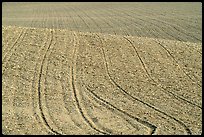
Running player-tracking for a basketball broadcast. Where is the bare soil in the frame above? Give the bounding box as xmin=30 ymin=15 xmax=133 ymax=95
xmin=2 ymin=2 xmax=202 ymax=135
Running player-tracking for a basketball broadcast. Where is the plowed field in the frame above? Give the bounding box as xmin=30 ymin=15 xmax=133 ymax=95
xmin=2 ymin=2 xmax=202 ymax=135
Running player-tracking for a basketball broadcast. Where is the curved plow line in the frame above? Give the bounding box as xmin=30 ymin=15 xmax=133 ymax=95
xmin=37 ymin=29 xmax=62 ymax=135
xmin=104 ymin=7 xmax=138 ymax=36
xmin=73 ymin=6 xmax=103 ymax=34
xmin=57 ymin=32 xmax=96 ymax=132
xmin=94 ymin=34 xmax=157 ymax=135
xmin=44 ymin=30 xmax=66 ymax=134
xmin=2 ymin=28 xmax=21 ymax=55
xmin=95 ymin=34 xmax=192 ymax=135
xmin=63 ymin=6 xmax=80 ymax=32
xmin=115 ymin=6 xmax=183 ymax=41
xmin=70 ymin=32 xmax=109 ymax=135
xmin=186 ymin=43 xmax=201 ymax=55
xmin=121 ymin=6 xmax=201 ymax=42
xmin=2 ymin=28 xmax=27 ymax=75
xmin=105 ymin=11 xmax=130 ymax=36
xmin=155 ymin=40 xmax=201 ymax=88
xmin=90 ymin=7 xmax=117 ymax=35
xmin=81 ymin=79 xmax=157 ymax=135
xmin=31 ymin=31 xmax=52 ymax=134
xmin=108 ymin=7 xmax=165 ymax=39
xmin=2 ymin=28 xmax=25 ymax=63
xmin=124 ymin=36 xmax=201 ymax=109
xmin=78 ymin=35 xmax=153 ymax=134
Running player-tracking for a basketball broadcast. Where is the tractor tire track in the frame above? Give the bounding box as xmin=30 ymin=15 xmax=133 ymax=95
xmin=185 ymin=43 xmax=202 ymax=55
xmin=43 ymin=30 xmax=65 ymax=134
xmin=2 ymin=28 xmax=26 ymax=62
xmin=77 ymin=34 xmax=155 ymax=134
xmin=2 ymin=27 xmax=23 ymax=58
xmin=36 ymin=29 xmax=61 ymax=135
xmin=123 ymin=36 xmax=201 ymax=109
xmin=56 ymin=31 xmax=81 ymax=131
xmin=155 ymin=40 xmax=201 ymax=88
xmin=2 ymin=28 xmax=28 ymax=76
xmin=81 ymin=79 xmax=157 ymax=135
xmin=95 ymin=34 xmax=192 ymax=135
xmin=70 ymin=32 xmax=109 ymax=135
xmin=57 ymin=31 xmax=104 ymax=133
xmin=94 ymin=34 xmax=159 ymax=134
xmin=31 ymin=31 xmax=52 ymax=134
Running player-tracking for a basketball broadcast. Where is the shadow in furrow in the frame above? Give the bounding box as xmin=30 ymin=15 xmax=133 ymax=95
xmin=71 ymin=33 xmax=109 ymax=135
xmin=95 ymin=34 xmax=192 ymax=135
xmin=37 ymin=30 xmax=61 ymax=135
xmin=124 ymin=37 xmax=201 ymax=109
xmin=82 ymin=81 xmax=157 ymax=135
xmin=155 ymin=40 xmax=201 ymax=88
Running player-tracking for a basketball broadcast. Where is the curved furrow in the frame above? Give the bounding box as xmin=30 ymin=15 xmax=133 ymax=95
xmin=43 ymin=30 xmax=66 ymax=134
xmin=82 ymin=81 xmax=157 ymax=135
xmin=186 ymin=43 xmax=202 ymax=55
xmin=100 ymin=8 xmax=131 ymax=36
xmin=2 ymin=7 xmax=37 ymax=71
xmin=95 ymin=34 xmax=192 ymax=135
xmin=106 ymin=6 xmax=170 ymax=39
xmin=62 ymin=6 xmax=80 ymax=32
xmin=3 ymin=26 xmax=53 ymax=134
xmin=123 ymin=37 xmax=201 ymax=109
xmin=81 ymin=33 xmax=193 ymax=134
xmin=70 ymin=32 xmax=109 ymax=135
xmin=69 ymin=7 xmax=92 ymax=32
xmin=73 ymin=6 xmax=103 ymax=33
xmin=65 ymin=6 xmax=90 ymax=32
xmin=37 ymin=29 xmax=61 ymax=135
xmin=88 ymin=7 xmax=117 ymax=35
xmin=132 ymin=12 xmax=200 ymax=42
xmin=31 ymin=29 xmax=52 ymax=134
xmin=2 ymin=28 xmax=28 ymax=76
xmin=123 ymin=5 xmax=201 ymax=39
xmin=119 ymin=5 xmax=201 ymax=42
xmin=30 ymin=29 xmax=78 ymax=135
xmin=58 ymin=37 xmax=91 ymax=133
xmin=2 ymin=27 xmax=23 ymax=57
xmin=110 ymin=6 xmax=184 ymax=41
xmin=76 ymin=33 xmax=157 ymax=134
xmin=54 ymin=30 xmax=105 ymax=134
xmin=2 ymin=28 xmax=25 ymax=63
xmin=104 ymin=6 xmax=150 ymax=37
xmin=149 ymin=18 xmax=201 ymax=42
xmin=155 ymin=40 xmax=201 ymax=88
xmin=155 ymin=40 xmax=202 ymax=87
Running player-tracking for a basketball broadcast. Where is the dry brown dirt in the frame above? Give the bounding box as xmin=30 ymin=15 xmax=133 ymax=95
xmin=2 ymin=2 xmax=202 ymax=135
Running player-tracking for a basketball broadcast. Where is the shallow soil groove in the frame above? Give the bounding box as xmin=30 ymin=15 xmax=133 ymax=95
xmin=2 ymin=2 xmax=202 ymax=135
